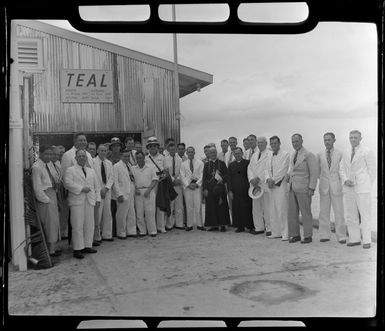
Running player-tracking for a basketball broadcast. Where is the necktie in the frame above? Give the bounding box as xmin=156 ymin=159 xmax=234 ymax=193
xmin=189 ymin=159 xmax=194 ymax=173
xmin=101 ymin=160 xmax=107 ymax=184
xmin=258 ymin=151 xmax=261 ymax=160
xmin=130 ymin=151 xmax=136 ymax=165
xmin=172 ymin=155 xmax=176 ymax=176
xmin=351 ymin=147 xmax=355 ymax=163
xmin=293 ymin=150 xmax=298 ymax=165
xmin=45 ymin=164 xmax=55 ymax=188
xmin=249 ymin=149 xmax=254 ymax=160
xmin=327 ymin=150 xmax=332 ymax=169
xmin=82 ymin=167 xmax=87 ymax=178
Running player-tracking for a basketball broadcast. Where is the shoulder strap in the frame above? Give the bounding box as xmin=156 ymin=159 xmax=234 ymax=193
xmin=149 ymin=155 xmax=162 ymax=172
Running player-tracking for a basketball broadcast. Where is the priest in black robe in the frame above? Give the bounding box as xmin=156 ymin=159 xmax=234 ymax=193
xmin=227 ymin=147 xmax=254 ymax=232
xmin=203 ymin=147 xmax=231 ymax=231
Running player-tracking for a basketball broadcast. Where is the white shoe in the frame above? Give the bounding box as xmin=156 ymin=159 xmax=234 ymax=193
xmin=281 ymin=237 xmax=289 ymax=241
xmin=267 ymin=235 xmax=282 ymax=239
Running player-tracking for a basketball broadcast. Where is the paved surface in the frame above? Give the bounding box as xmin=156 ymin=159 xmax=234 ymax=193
xmin=8 ymin=226 xmax=376 ymax=318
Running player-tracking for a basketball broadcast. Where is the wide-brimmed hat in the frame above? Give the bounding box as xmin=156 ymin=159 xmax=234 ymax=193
xmin=248 ymin=184 xmax=264 ymax=200
xmin=109 ymin=137 xmax=123 ymax=150
xmin=146 ymin=136 xmax=160 ymax=148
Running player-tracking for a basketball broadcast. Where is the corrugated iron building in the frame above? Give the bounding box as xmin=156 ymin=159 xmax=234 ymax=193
xmin=15 ymin=20 xmax=213 ymax=167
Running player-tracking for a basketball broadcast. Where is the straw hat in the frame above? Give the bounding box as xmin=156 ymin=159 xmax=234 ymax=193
xmin=109 ymin=137 xmax=123 ymax=150
xmin=248 ymin=184 xmax=264 ymax=200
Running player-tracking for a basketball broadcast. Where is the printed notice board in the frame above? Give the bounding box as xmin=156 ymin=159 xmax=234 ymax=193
xmin=60 ymin=69 xmax=114 ymax=103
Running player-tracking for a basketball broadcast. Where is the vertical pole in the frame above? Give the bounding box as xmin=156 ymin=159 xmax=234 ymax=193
xmin=172 ymin=4 xmax=181 ymax=143
xmin=9 ymin=21 xmax=27 ymax=271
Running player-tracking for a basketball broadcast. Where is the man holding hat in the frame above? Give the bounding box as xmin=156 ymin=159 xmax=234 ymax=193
xmin=145 ymin=137 xmax=167 ymax=233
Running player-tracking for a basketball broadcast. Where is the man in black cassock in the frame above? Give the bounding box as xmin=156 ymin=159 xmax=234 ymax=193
xmin=203 ymin=147 xmax=231 ymax=232
xmin=227 ymin=147 xmax=254 ymax=232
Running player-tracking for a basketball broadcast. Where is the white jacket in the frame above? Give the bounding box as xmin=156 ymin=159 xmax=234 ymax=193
xmin=61 ymin=146 xmax=94 ymax=184
xmin=247 ymin=148 xmax=272 ymax=190
xmin=113 ymin=160 xmax=135 ymax=200
xmin=339 ymin=145 xmax=376 ymax=194
xmin=64 ymin=164 xmax=101 ymax=207
xmin=180 ymin=158 xmax=204 ymax=190
xmin=317 ymin=148 xmax=343 ymax=195
xmin=92 ymin=156 xmax=114 ymax=190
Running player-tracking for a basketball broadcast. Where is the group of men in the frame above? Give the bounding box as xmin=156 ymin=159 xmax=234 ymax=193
xmin=31 ymin=129 xmax=376 ymax=260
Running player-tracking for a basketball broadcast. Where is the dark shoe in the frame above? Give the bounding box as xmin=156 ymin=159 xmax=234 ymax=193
xmin=208 ymin=227 xmax=219 ymax=231
xmin=235 ymin=228 xmax=244 ymax=233
xmin=54 ymin=249 xmax=62 ymax=255
xmin=127 ymin=234 xmax=137 ymax=238
xmin=92 ymin=241 xmax=100 ymax=246
xmin=150 ymin=234 xmax=157 ymax=237
xmin=102 ymin=238 xmax=114 ymax=241
xmin=165 ymin=227 xmax=173 ymax=231
xmin=338 ymin=239 xmax=346 ymax=244
xmin=289 ymin=236 xmax=301 ymax=243
xmin=320 ymin=238 xmax=330 ymax=243
xmin=185 ymin=227 xmax=193 ymax=231
xmin=197 ymin=226 xmax=206 ymax=231
xmin=49 ymin=252 xmax=61 ymax=257
xmin=139 ymin=234 xmax=146 ymax=237
xmin=73 ymin=251 xmax=84 ymax=259
xmin=220 ymin=226 xmax=226 ymax=232
xmin=175 ymin=226 xmax=185 ymax=230
xmin=250 ymin=229 xmax=264 ymax=235
xmin=265 ymin=231 xmax=272 ymax=236
xmin=82 ymin=247 xmax=97 ymax=254
xmin=61 ymin=236 xmax=68 ymax=240
xmin=117 ymin=236 xmax=127 ymax=240
xmin=347 ymin=241 xmax=361 ymax=247
xmin=363 ymin=243 xmax=371 ymax=249
xmin=301 ymin=237 xmax=312 ymax=244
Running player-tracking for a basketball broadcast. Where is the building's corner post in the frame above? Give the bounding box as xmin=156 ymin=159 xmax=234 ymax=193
xmin=9 ymin=20 xmax=27 ymax=271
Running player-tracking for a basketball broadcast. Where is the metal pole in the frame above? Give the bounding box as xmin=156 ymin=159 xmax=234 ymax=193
xmin=172 ymin=4 xmax=181 ymax=143
xmin=9 ymin=20 xmax=27 ymax=271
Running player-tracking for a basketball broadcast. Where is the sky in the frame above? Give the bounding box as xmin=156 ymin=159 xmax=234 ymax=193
xmin=40 ymin=4 xmax=378 ymax=160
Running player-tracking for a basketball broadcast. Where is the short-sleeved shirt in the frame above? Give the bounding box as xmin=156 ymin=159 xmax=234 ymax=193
xmin=132 ymin=164 xmax=158 ymax=188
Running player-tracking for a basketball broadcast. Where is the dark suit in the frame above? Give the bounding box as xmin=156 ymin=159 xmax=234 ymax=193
xmin=203 ymin=159 xmax=231 ymax=227
xmin=228 ymin=159 xmax=253 ymax=230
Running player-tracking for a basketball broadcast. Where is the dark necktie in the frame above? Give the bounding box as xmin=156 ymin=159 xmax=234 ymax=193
xmin=351 ymin=147 xmax=355 ymax=163
xmin=258 ymin=151 xmax=261 ymax=160
xmin=172 ymin=155 xmax=176 ymax=176
xmin=82 ymin=167 xmax=87 ymax=178
xmin=189 ymin=159 xmax=194 ymax=173
xmin=249 ymin=149 xmax=254 ymax=160
xmin=293 ymin=151 xmax=298 ymax=165
xmin=45 ymin=164 xmax=55 ymax=188
xmin=101 ymin=160 xmax=107 ymax=184
xmin=327 ymin=150 xmax=332 ymax=169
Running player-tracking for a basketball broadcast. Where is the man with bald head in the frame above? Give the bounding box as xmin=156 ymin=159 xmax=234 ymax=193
xmin=286 ymin=134 xmax=318 ymax=244
xmin=247 ymin=136 xmax=272 ymax=235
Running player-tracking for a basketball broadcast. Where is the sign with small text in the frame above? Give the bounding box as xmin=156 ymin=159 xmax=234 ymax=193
xmin=60 ymin=69 xmax=114 ymax=103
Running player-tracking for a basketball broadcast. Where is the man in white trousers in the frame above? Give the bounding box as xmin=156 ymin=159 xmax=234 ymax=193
xmin=113 ymin=149 xmax=137 ymax=239
xmin=145 ymin=137 xmax=167 ymax=233
xmin=92 ymin=144 xmax=114 ymax=244
xmin=339 ymin=130 xmax=376 ymax=249
xmin=132 ymin=151 xmax=158 ymax=237
xmin=164 ymin=142 xmax=184 ymax=230
xmin=180 ymin=146 xmax=205 ymax=231
xmin=265 ymin=136 xmax=290 ymax=241
xmin=248 ymin=136 xmax=272 ymax=236
xmin=317 ymin=132 xmax=347 ymax=244
xmin=64 ymin=149 xmax=100 ymax=259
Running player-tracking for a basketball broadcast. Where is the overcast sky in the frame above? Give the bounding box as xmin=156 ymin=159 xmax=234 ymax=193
xmin=40 ymin=4 xmax=378 ymax=159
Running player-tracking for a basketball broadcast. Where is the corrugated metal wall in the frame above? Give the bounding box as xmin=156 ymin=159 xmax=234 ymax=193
xmin=17 ymin=24 xmax=179 ymax=144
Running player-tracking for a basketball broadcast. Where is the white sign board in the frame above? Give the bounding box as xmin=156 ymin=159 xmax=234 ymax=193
xmin=60 ymin=69 xmax=114 ymax=103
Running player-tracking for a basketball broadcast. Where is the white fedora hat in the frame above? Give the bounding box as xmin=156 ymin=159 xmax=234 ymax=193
xmin=248 ymin=185 xmax=264 ymax=200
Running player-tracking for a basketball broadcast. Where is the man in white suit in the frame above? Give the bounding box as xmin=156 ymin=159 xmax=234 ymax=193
xmin=247 ymin=136 xmax=272 ymax=235
xmin=244 ymin=134 xmax=257 ymax=161
xmin=339 ymin=130 xmax=376 ymax=249
xmin=113 ymin=149 xmax=137 ymax=239
xmin=164 ymin=142 xmax=184 ymax=230
xmin=64 ymin=149 xmax=100 ymax=259
xmin=180 ymin=146 xmax=205 ymax=230
xmin=317 ymin=132 xmax=346 ymax=244
xmin=265 ymin=136 xmax=290 ymax=241
xmin=92 ymin=144 xmax=114 ymax=243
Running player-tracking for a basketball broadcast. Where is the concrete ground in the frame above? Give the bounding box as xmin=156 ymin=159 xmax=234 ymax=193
xmin=8 ymin=226 xmax=376 ymax=318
